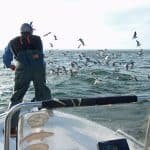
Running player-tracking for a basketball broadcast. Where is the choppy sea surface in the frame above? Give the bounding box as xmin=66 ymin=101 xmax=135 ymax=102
xmin=0 ymin=49 xmax=150 ymax=143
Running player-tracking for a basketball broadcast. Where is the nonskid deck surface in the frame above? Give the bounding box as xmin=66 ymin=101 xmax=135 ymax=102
xmin=0 ymin=109 xmax=144 ymax=150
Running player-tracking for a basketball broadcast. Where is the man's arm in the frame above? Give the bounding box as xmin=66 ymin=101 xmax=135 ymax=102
xmin=3 ymin=43 xmax=16 ymax=70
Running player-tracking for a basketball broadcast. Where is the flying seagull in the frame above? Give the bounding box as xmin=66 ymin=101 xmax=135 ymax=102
xmin=132 ymin=31 xmax=137 ymax=39
xmin=29 ymin=21 xmax=33 ymax=26
xmin=29 ymin=21 xmax=36 ymax=31
xmin=78 ymin=38 xmax=85 ymax=46
xmin=43 ymin=32 xmax=51 ymax=37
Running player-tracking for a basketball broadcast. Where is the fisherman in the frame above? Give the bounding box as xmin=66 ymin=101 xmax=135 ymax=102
xmin=3 ymin=23 xmax=51 ymax=137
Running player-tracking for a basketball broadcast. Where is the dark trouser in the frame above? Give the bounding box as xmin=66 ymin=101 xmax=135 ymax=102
xmin=9 ymin=64 xmax=51 ymax=129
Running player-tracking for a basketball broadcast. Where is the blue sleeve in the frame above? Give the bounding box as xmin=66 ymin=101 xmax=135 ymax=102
xmin=3 ymin=43 xmax=13 ymax=68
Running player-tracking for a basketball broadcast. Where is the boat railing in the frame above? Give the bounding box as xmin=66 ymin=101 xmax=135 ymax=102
xmin=4 ymin=101 xmax=41 ymax=150
xmin=116 ymin=129 xmax=144 ymax=148
xmin=144 ymin=116 xmax=150 ymax=150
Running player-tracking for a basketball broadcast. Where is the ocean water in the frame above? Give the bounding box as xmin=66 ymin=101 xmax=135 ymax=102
xmin=0 ymin=49 xmax=150 ymax=143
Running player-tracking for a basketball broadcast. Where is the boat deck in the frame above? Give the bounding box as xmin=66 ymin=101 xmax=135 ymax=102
xmin=0 ymin=109 xmax=144 ymax=150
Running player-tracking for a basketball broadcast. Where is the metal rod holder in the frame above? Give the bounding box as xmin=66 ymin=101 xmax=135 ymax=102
xmin=4 ymin=102 xmax=41 ymax=150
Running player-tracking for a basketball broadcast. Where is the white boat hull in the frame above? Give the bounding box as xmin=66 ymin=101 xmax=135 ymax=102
xmin=0 ymin=109 xmax=144 ymax=150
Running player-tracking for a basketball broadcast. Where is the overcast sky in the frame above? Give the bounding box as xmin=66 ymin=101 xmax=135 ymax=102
xmin=0 ymin=0 xmax=150 ymax=50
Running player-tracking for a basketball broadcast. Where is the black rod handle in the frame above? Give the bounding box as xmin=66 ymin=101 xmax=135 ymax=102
xmin=42 ymin=95 xmax=137 ymax=109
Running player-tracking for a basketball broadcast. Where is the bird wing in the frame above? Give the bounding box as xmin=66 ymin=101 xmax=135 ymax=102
xmin=43 ymin=32 xmax=51 ymax=37
xmin=132 ymin=31 xmax=137 ymax=39
xmin=78 ymin=38 xmax=85 ymax=46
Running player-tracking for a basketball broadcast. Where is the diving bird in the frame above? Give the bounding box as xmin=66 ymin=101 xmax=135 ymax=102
xmin=43 ymin=32 xmax=51 ymax=37
xmin=94 ymin=78 xmax=102 ymax=85
xmin=132 ymin=31 xmax=137 ymax=39
xmin=136 ymin=40 xmax=141 ymax=47
xmin=49 ymin=43 xmax=53 ymax=48
xmin=137 ymin=49 xmax=144 ymax=56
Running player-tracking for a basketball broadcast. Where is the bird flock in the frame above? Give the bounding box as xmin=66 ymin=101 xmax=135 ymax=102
xmin=43 ymin=30 xmax=149 ymax=85
xmin=45 ymin=49 xmax=150 ymax=86
xmin=30 ymin=22 xmax=149 ymax=84
xmin=43 ymin=30 xmax=85 ymax=49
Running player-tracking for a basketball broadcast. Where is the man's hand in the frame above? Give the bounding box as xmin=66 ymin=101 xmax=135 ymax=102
xmin=10 ymin=64 xmax=16 ymax=71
